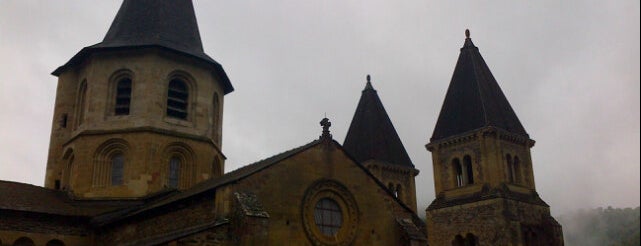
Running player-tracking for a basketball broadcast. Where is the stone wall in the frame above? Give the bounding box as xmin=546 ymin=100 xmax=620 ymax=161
xmin=45 ymin=48 xmax=226 ymax=198
xmin=426 ymin=198 xmax=563 ymax=246
xmin=0 ymin=211 xmax=91 ymax=245
xmin=96 ymin=193 xmax=219 ymax=245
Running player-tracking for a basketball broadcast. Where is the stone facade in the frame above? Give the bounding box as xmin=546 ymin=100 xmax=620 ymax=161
xmin=364 ymin=160 xmax=419 ymax=212
xmin=424 ymin=30 xmax=564 ymax=245
xmin=45 ymin=48 xmax=226 ymax=198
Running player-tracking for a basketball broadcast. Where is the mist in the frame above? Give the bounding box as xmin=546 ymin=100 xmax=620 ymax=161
xmin=0 ymin=0 xmax=639 ymax=218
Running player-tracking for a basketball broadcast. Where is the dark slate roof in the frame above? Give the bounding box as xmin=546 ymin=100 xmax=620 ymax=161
xmin=343 ymin=79 xmax=414 ymax=167
xmin=0 ymin=180 xmax=138 ymax=217
xmin=52 ymin=0 xmax=234 ymax=94
xmin=431 ymin=32 xmax=528 ymax=142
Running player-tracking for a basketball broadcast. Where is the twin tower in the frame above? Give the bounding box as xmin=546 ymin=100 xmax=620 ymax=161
xmin=43 ymin=1 xmax=562 ymax=245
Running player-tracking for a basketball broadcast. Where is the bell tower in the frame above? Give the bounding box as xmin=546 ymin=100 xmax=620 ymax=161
xmin=344 ymin=75 xmax=419 ymax=212
xmin=44 ymin=0 xmax=233 ymax=199
xmin=425 ymin=30 xmax=563 ymax=245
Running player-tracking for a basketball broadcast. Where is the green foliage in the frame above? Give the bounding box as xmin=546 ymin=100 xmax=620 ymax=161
xmin=558 ymin=206 xmax=640 ymax=246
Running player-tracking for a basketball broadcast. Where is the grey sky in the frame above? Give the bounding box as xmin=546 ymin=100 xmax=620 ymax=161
xmin=0 ymin=0 xmax=639 ymax=216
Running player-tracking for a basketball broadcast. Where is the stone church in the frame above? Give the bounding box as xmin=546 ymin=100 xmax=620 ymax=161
xmin=0 ymin=1 xmax=563 ymax=245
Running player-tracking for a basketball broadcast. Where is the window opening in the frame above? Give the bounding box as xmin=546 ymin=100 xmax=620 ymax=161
xmin=75 ymin=81 xmax=87 ymax=127
xmin=13 ymin=237 xmax=35 ymax=246
xmin=452 ymin=235 xmax=465 ymax=246
xmin=314 ymin=198 xmax=343 ymax=236
xmin=453 ymin=158 xmax=464 ymax=187
xmin=514 ymin=156 xmax=522 ymax=184
xmin=464 ymin=155 xmax=474 ymax=185
xmin=506 ymin=154 xmax=514 ymax=183
xmin=465 ymin=233 xmax=478 ymax=246
xmin=168 ymin=157 xmax=181 ymax=188
xmin=212 ymin=93 xmax=220 ymax=140
xmin=60 ymin=114 xmax=68 ymax=128
xmin=167 ymin=79 xmax=188 ymax=119
xmin=115 ymin=78 xmax=132 ymax=115
xmin=111 ymin=154 xmax=124 ymax=185
xmin=62 ymin=156 xmax=74 ymax=190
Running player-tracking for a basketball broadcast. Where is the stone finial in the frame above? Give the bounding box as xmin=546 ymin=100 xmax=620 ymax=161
xmin=465 ymin=29 xmax=470 ymax=38
xmin=320 ymin=117 xmax=332 ymax=140
xmin=365 ymin=74 xmax=374 ymax=90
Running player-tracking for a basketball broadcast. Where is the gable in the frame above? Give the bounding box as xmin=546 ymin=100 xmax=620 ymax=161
xmin=228 ymin=140 xmax=425 ymax=245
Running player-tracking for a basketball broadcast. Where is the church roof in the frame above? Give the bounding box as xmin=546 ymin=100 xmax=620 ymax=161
xmin=343 ymin=76 xmax=414 ymax=167
xmin=431 ymin=30 xmax=528 ymax=142
xmin=52 ymin=0 xmax=234 ymax=94
xmin=0 ymin=180 xmax=140 ymax=217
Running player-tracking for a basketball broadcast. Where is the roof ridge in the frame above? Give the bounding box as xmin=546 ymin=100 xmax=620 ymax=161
xmin=469 ymin=44 xmax=490 ymax=126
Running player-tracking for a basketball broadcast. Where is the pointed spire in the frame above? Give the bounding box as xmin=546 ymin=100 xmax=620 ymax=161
xmin=100 ymin=0 xmax=205 ymax=54
xmin=431 ymin=30 xmax=528 ymax=142
xmin=52 ymin=0 xmax=234 ymax=94
xmin=344 ymin=76 xmax=414 ymax=167
xmin=364 ymin=74 xmax=374 ymax=90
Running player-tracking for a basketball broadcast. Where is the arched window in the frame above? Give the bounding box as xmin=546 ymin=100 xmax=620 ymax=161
xmin=452 ymin=235 xmax=465 ymax=246
xmin=465 ymin=233 xmax=478 ymax=246
xmin=163 ymin=143 xmax=195 ymax=189
xmin=93 ymin=139 xmax=128 ymax=187
xmin=167 ymin=79 xmax=189 ymax=119
xmin=314 ymin=198 xmax=343 ymax=236
xmin=62 ymin=155 xmax=74 ymax=190
xmin=506 ymin=154 xmax=514 ymax=183
xmin=212 ymin=93 xmax=220 ymax=140
xmin=111 ymin=154 xmax=124 ymax=185
xmin=75 ymin=80 xmax=87 ymax=128
xmin=453 ymin=158 xmax=464 ymax=187
xmin=13 ymin=237 xmax=35 ymax=246
xmin=168 ymin=156 xmax=181 ymax=188
xmin=115 ymin=78 xmax=132 ymax=115
xmin=46 ymin=239 xmax=65 ymax=246
xmin=396 ymin=184 xmax=402 ymax=199
xmin=464 ymin=155 xmax=474 ymax=185
xmin=514 ymin=156 xmax=522 ymax=184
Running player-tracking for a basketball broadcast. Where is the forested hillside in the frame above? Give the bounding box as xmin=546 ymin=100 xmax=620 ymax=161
xmin=558 ymin=206 xmax=640 ymax=246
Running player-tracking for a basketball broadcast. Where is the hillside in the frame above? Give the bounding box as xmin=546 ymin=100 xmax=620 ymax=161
xmin=558 ymin=206 xmax=640 ymax=246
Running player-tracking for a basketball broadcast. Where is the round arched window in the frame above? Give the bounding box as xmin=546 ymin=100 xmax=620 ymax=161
xmin=302 ymin=180 xmax=358 ymax=246
xmin=314 ymin=198 xmax=343 ymax=236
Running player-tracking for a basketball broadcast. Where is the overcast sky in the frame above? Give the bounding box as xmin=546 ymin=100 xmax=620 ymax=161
xmin=0 ymin=1 xmax=639 ymax=216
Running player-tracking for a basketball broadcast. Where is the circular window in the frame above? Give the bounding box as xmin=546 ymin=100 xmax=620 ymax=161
xmin=314 ymin=198 xmax=343 ymax=236
xmin=302 ymin=180 xmax=358 ymax=246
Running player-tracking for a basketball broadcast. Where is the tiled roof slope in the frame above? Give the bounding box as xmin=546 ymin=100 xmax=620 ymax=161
xmin=344 ymin=79 xmax=414 ymax=167
xmin=52 ymin=0 xmax=233 ymax=94
xmin=0 ymin=180 xmax=136 ymax=216
xmin=431 ymin=32 xmax=528 ymax=141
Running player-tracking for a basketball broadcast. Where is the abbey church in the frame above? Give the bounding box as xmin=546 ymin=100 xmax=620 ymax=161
xmin=0 ymin=1 xmax=563 ymax=245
